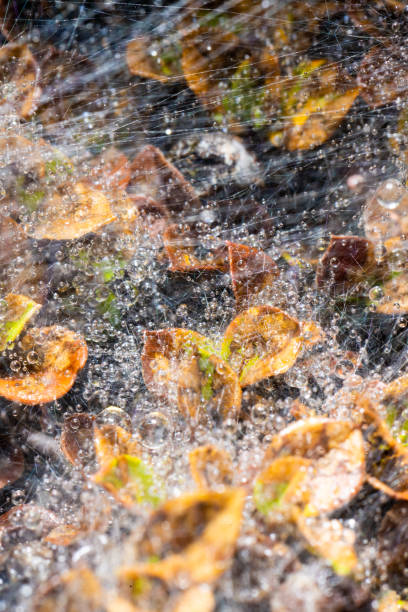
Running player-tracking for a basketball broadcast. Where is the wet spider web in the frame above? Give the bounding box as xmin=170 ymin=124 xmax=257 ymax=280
xmin=1 ymin=1 xmax=408 ymax=611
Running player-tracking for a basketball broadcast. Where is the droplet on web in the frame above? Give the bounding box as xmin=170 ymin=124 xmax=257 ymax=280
xmin=377 ymin=178 xmax=406 ymax=210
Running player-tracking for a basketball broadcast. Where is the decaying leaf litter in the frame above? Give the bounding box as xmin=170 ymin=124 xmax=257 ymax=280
xmin=3 ymin=1 xmax=408 ymax=611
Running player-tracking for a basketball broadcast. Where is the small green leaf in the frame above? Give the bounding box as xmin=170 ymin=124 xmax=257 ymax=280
xmin=253 ymin=480 xmax=288 ymax=516
xmin=198 ymin=353 xmax=215 ymax=401
xmin=0 ymin=299 xmax=41 ymax=351
xmin=239 ymin=355 xmax=260 ymax=384
xmin=96 ymin=454 xmax=164 ymax=507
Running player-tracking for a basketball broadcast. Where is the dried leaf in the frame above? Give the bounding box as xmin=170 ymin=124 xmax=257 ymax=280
xmin=163 ymin=223 xmax=228 ymax=272
xmin=129 ymin=145 xmax=200 ymax=215
xmin=221 ymin=306 xmax=303 ymax=386
xmin=106 ymin=598 xmax=146 ymax=612
xmin=295 ymin=513 xmax=358 ymax=576
xmin=356 ymin=400 xmax=408 ymax=501
xmin=27 ymin=182 xmax=116 ymax=240
xmin=119 ymin=488 xmax=245 ymax=585
xmin=189 ymin=444 xmax=233 ymax=489
xmin=273 ymin=60 xmax=359 ymax=150
xmin=254 ymin=455 xmax=310 ymax=519
xmin=358 ymin=46 xmax=408 ymax=109
xmin=227 ymin=242 xmax=279 ymax=309
xmin=173 ymin=585 xmax=215 ymax=612
xmin=92 ymin=454 xmax=163 ymax=508
xmin=0 ymin=293 xmax=41 ymax=351
xmin=142 ymin=329 xmax=241 ymax=421
xmin=0 ymin=43 xmax=41 ymax=118
xmin=263 ymin=418 xmax=365 ymax=515
xmin=87 ymin=147 xmax=131 ymax=192
xmin=94 ymin=424 xmax=140 ymax=466
xmin=60 ymin=413 xmax=95 ymax=467
xmin=0 ymin=326 xmax=88 ymax=405
xmin=0 ymin=504 xmax=58 ymax=545
xmin=129 ymin=194 xmax=169 ymax=240
xmin=363 ymin=179 xmax=408 ymax=245
xmin=378 ymin=590 xmax=408 ymax=612
xmin=127 ymin=37 xmax=182 ymax=82
xmin=316 ymin=235 xmax=376 ymax=295
xmin=33 ymin=567 xmax=103 ymax=612
xmin=285 ymin=86 xmax=359 ymax=151
xmin=44 ymin=497 xmax=111 ymax=546
xmin=181 ymin=26 xmax=280 ymax=131
xmin=375 ymin=273 xmax=408 ymax=315
xmin=44 ymin=524 xmax=83 ymax=547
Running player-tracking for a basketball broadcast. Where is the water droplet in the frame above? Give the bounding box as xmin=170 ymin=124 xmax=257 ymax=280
xmin=10 ymin=360 xmax=21 ymax=372
xmin=11 ymin=489 xmax=25 ymax=505
xmin=26 ymin=350 xmax=39 ymax=365
xmin=377 ymin=178 xmax=406 ymax=210
xmin=250 ymin=402 xmax=269 ymax=425
xmin=369 ymin=286 xmax=384 ymax=301
xmin=139 ymin=411 xmax=170 ymax=449
xmin=334 ymin=359 xmax=355 ymax=378
xmin=96 ymin=406 xmax=132 ymax=432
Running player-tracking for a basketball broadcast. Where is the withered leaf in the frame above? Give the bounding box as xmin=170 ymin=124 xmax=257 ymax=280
xmin=94 ymin=424 xmax=140 ymax=466
xmin=263 ymin=418 xmax=365 ymax=516
xmin=0 ymin=326 xmax=88 ymax=405
xmin=33 ymin=567 xmax=103 ymax=612
xmin=221 ymin=306 xmax=303 ymax=387
xmin=129 ymin=145 xmax=200 ymax=215
xmin=92 ymin=454 xmax=163 ymax=508
xmin=119 ymin=488 xmax=245 ymax=585
xmin=295 ymin=512 xmax=358 ymax=576
xmin=60 ymin=413 xmax=95 ymax=468
xmin=375 ymin=273 xmax=408 ymax=315
xmin=316 ymin=235 xmax=376 ymax=295
xmin=227 ymin=241 xmax=279 ymax=309
xmin=362 ymin=385 xmax=408 ymax=500
xmin=0 ymin=43 xmax=41 ymax=119
xmin=127 ymin=37 xmax=182 ymax=83
xmin=173 ymin=585 xmax=215 ymax=612
xmin=0 ymin=293 xmax=41 ymax=351
xmin=189 ymin=444 xmax=233 ymax=489
xmin=358 ymin=46 xmax=408 ymax=109
xmin=86 ymin=147 xmax=131 ymax=192
xmin=129 ymin=193 xmax=169 ymax=240
xmin=272 ymin=60 xmax=359 ymax=150
xmin=163 ymin=223 xmax=228 ymax=272
xmin=142 ymin=329 xmax=242 ymax=421
xmin=27 ymin=182 xmax=116 ymax=241
xmin=254 ymin=455 xmax=310 ymax=520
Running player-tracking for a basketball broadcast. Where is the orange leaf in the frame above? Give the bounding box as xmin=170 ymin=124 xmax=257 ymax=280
xmin=0 ymin=326 xmax=88 ymax=405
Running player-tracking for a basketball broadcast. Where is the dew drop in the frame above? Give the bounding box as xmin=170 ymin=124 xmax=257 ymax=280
xmin=96 ymin=406 xmax=132 ymax=432
xmin=139 ymin=411 xmax=170 ymax=449
xmin=376 ymin=178 xmax=406 ymax=210
xmin=369 ymin=286 xmax=384 ymax=301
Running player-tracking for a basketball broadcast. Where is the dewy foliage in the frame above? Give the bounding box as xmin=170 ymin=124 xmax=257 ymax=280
xmin=3 ymin=1 xmax=408 ymax=611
